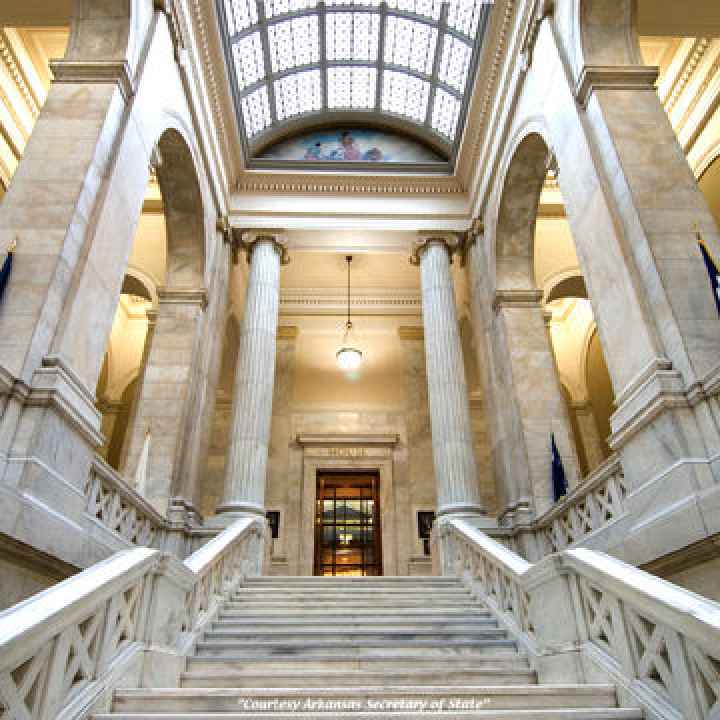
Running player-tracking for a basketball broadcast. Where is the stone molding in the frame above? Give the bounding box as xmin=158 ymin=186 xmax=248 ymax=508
xmin=609 ymin=357 xmax=688 ymax=449
xmin=492 ymin=289 xmax=544 ymax=311
xmin=277 ymin=325 xmax=299 ymax=341
xmin=398 ymin=326 xmax=424 ymax=341
xmin=296 ymin=433 xmax=399 ymax=447
xmin=519 ymin=0 xmax=554 ymax=71
xmin=410 ymin=231 xmax=463 ymax=265
xmin=235 ymin=173 xmax=465 ymax=196
xmin=157 ymin=287 xmax=209 ymax=310
xmin=27 ymin=355 xmax=104 ymax=447
xmin=280 ymin=288 xmax=421 ymax=316
xmin=574 ymin=65 xmax=660 ymax=109
xmin=48 ymin=60 xmax=135 ymax=102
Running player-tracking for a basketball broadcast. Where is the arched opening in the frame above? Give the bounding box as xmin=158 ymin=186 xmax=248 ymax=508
xmin=535 ymin=194 xmax=614 ymax=478
xmin=95 ymin=128 xmax=207 ymax=514
xmin=493 ymin=130 xmax=617 ymax=517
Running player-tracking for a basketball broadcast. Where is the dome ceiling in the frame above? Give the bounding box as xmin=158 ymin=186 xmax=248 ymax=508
xmin=217 ymin=0 xmax=494 ymax=170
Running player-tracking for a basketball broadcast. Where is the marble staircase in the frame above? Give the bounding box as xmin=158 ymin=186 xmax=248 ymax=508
xmin=95 ymin=576 xmax=641 ymax=719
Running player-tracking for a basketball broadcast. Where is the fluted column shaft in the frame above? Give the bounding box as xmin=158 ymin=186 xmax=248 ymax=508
xmin=218 ymin=233 xmax=288 ymax=517
xmin=414 ymin=236 xmax=484 ymax=517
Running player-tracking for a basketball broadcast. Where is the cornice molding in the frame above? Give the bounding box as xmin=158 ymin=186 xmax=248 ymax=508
xmin=48 ymin=60 xmax=135 ymax=102
xmin=157 ymin=287 xmax=209 ymax=309
xmin=493 ymin=289 xmax=544 ymax=311
xmin=235 ymin=173 xmax=465 ymax=196
xmin=279 ymin=288 xmax=422 ymax=317
xmin=398 ymin=326 xmax=424 ymax=341
xmin=575 ymin=65 xmax=660 ymax=109
xmin=461 ymin=0 xmax=516 ymax=185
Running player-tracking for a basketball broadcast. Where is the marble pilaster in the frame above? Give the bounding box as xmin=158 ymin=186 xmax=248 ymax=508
xmin=216 ymin=231 xmax=289 ymax=518
xmin=571 ymin=401 xmax=608 ymax=474
xmin=125 ymin=288 xmax=208 ymax=515
xmin=411 ymin=233 xmax=484 ymax=518
xmin=493 ymin=289 xmax=581 ymax=514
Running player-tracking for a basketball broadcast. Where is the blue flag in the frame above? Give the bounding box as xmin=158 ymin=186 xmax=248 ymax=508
xmin=0 ymin=245 xmax=13 ymax=303
xmin=698 ymin=236 xmax=720 ymax=317
xmin=551 ymin=434 xmax=568 ymax=502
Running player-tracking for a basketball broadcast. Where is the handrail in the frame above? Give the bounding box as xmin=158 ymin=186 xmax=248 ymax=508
xmin=84 ymin=455 xmax=167 ymax=548
xmin=438 ymin=515 xmax=720 ymax=720
xmin=0 ymin=517 xmax=266 ymax=720
xmin=491 ymin=454 xmax=628 ymax=558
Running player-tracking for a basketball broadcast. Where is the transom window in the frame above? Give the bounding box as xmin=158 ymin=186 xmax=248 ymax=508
xmin=217 ymin=0 xmax=494 ymax=164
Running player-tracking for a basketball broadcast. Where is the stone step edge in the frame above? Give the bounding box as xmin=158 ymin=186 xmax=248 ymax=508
xmin=116 ymin=685 xmax=617 ymax=698
xmin=95 ymin=709 xmax=643 ymax=719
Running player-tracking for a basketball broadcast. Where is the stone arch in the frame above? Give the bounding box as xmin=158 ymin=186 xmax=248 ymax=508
xmin=494 ymin=131 xmax=551 ymax=291
xmin=155 ymin=128 xmax=207 ymax=289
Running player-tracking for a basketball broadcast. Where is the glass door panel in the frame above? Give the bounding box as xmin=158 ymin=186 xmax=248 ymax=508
xmin=314 ymin=472 xmax=382 ymax=576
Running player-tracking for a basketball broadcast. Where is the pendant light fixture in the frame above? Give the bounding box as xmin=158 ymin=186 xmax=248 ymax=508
xmin=336 ymin=255 xmax=363 ymax=371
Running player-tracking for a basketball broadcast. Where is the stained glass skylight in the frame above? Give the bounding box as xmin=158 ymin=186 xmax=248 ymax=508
xmin=218 ymin=0 xmax=493 ymax=161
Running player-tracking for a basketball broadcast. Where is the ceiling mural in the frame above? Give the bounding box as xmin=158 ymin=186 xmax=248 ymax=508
xmin=259 ymin=127 xmax=444 ymax=163
xmin=216 ymin=0 xmax=494 ymax=168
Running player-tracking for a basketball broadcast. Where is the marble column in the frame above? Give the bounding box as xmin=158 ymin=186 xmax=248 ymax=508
xmin=411 ymin=233 xmax=484 ymax=517
xmin=217 ymin=231 xmax=289 ymax=518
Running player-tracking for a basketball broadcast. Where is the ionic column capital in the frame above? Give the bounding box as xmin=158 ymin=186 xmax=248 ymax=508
xmin=410 ymin=231 xmax=463 ymax=266
xmin=240 ymin=229 xmax=290 ymax=265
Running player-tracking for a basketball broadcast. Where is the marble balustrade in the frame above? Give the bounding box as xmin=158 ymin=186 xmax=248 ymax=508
xmin=0 ymin=517 xmax=266 ymax=720
xmin=437 ymin=516 xmax=720 ymax=720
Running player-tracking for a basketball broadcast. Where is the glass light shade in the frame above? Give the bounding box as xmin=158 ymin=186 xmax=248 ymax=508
xmin=336 ymin=346 xmax=363 ymax=371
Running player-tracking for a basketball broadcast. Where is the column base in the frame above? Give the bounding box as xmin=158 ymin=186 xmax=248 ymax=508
xmin=208 ymin=501 xmax=266 ymax=527
xmin=437 ymin=504 xmax=496 ymax=529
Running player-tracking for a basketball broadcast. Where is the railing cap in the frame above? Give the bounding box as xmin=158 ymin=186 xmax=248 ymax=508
xmin=184 ymin=517 xmax=262 ymax=576
xmin=0 ymin=547 xmax=158 ymax=668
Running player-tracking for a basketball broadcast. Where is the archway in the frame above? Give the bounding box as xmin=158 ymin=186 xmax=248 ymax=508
xmin=489 ymin=130 xmax=617 ymax=517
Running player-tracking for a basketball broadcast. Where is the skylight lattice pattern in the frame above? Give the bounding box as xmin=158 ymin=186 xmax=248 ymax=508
xmin=220 ymin=0 xmax=493 ymax=145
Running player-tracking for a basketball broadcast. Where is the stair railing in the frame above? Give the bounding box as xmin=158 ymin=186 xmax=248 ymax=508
xmin=0 ymin=516 xmax=266 ymax=720
xmin=436 ymin=516 xmax=720 ymax=720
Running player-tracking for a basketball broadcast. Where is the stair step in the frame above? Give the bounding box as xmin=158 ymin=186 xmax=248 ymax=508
xmin=220 ymin=605 xmax=487 ymax=616
xmin=112 ymin=685 xmax=620 ymax=713
xmin=232 ymin=587 xmax=471 ymax=602
xmin=187 ymin=654 xmax=527 ymax=673
xmin=212 ymin=620 xmax=498 ymax=633
xmin=205 ymin=629 xmax=501 ymax=642
xmin=96 ymin=710 xmax=643 ymax=719
xmin=244 ymin=577 xmax=461 ymax=584
xmin=195 ymin=640 xmax=517 ymax=659
xmin=181 ymin=668 xmax=539 ymax=689
xmin=225 ymin=600 xmax=479 ymax=609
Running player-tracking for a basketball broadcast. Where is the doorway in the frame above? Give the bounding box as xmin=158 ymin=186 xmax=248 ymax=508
xmin=314 ymin=471 xmax=382 ymax=576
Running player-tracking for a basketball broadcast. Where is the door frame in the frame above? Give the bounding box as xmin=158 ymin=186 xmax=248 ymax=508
xmin=297 ymin=433 xmax=399 ymax=576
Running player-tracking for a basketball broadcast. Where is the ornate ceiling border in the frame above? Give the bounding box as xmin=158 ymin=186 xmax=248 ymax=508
xmin=189 ymin=0 xmax=517 ymax=198
xmin=279 ymin=288 xmax=422 ymax=316
xmin=236 ymin=173 xmax=464 ymax=195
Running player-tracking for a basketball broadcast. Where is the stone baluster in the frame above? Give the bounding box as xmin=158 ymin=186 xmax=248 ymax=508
xmin=411 ymin=232 xmax=485 ymax=518
xmin=216 ymin=231 xmax=289 ymax=519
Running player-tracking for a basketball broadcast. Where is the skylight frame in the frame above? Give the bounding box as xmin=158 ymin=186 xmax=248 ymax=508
xmin=217 ymin=0 xmax=494 ymax=171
